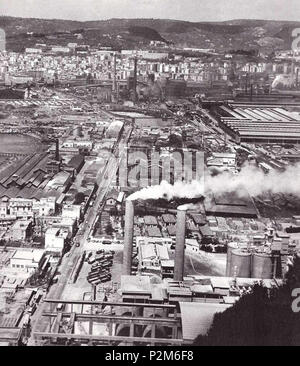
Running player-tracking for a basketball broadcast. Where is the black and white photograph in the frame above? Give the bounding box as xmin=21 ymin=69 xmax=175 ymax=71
xmin=0 ymin=0 xmax=299 ymax=351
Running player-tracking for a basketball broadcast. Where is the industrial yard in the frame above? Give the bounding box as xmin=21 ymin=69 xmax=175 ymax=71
xmin=0 ymin=0 xmax=300 ymax=348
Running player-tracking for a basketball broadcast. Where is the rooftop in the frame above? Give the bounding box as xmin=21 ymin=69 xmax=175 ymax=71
xmin=121 ymin=275 xmax=151 ymax=294
xmin=11 ymin=249 xmax=44 ymax=263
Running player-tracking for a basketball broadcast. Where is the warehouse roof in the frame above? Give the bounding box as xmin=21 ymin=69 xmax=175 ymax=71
xmin=205 ymin=191 xmax=258 ymax=218
xmin=167 ymin=224 xmax=176 ymax=236
xmin=121 ymin=275 xmax=151 ymax=294
xmin=161 ymin=214 xmax=176 ymax=224
xmin=144 ymin=216 xmax=158 ymax=225
xmin=11 ymin=249 xmax=44 ymax=263
xmin=68 ymin=154 xmax=84 ymax=170
xmin=146 ymin=226 xmax=161 ymax=237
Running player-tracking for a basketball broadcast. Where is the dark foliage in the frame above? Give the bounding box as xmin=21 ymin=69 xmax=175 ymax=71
xmin=128 ymin=26 xmax=167 ymax=43
xmin=74 ymin=192 xmax=85 ymax=205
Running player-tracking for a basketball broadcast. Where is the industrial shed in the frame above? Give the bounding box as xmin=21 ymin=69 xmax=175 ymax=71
xmin=67 ymin=154 xmax=85 ymax=173
xmin=205 ymin=191 xmax=258 ymax=218
xmin=144 ymin=216 xmax=158 ymax=226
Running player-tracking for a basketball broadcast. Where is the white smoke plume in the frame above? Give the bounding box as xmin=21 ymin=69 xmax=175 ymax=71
xmin=177 ymin=203 xmax=203 ymax=211
xmin=127 ymin=162 xmax=300 ymax=201
xmin=206 ymin=162 xmax=300 ymax=198
xmin=271 ymin=74 xmax=296 ymax=89
xmin=127 ymin=180 xmax=205 ymax=201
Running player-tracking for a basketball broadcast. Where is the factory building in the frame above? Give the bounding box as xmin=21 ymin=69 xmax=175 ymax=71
xmin=204 ymin=191 xmax=258 ymax=218
xmin=0 ymin=151 xmax=68 ymax=203
xmin=212 ymin=103 xmax=300 ymax=144
xmin=105 ymin=120 xmax=124 ymax=139
xmin=9 ymin=199 xmax=34 ymax=219
xmin=207 ymin=152 xmax=236 ymax=171
xmin=122 ymin=200 xmax=188 ymax=282
xmin=10 ymin=220 xmax=32 ymax=242
xmin=34 ymin=274 xmax=283 ymax=345
xmin=61 ymin=204 xmax=81 ymax=221
xmin=137 ymin=237 xmax=174 ymax=278
xmin=66 ymin=155 xmax=85 ymax=176
xmin=10 ymin=249 xmax=45 ymax=273
xmin=45 ymin=227 xmax=68 ymax=254
xmin=32 ymin=197 xmax=56 ymax=217
xmin=226 ymin=239 xmax=288 ymax=279
xmin=0 ymin=200 xmax=8 ymax=217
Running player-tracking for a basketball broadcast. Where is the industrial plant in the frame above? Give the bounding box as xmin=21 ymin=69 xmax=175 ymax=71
xmin=0 ymin=0 xmax=299 ymax=350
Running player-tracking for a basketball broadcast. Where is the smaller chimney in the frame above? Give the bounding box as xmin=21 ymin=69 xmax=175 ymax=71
xmin=113 ymin=52 xmax=117 ymax=93
xmin=174 ymin=208 xmax=187 ymax=281
xmin=122 ymin=200 xmax=134 ymax=275
xmin=133 ymin=57 xmax=138 ymax=102
xmin=55 ymin=139 xmax=60 ymax=161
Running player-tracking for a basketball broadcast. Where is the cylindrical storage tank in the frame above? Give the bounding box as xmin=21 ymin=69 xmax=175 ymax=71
xmin=122 ymin=200 xmax=134 ymax=275
xmin=229 ymin=249 xmax=252 ymax=278
xmin=252 ymin=252 xmax=273 ymax=279
xmin=226 ymin=242 xmax=239 ymax=277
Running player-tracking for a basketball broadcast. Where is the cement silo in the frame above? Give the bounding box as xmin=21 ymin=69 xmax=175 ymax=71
xmin=252 ymin=252 xmax=274 ymax=279
xmin=229 ymin=249 xmax=252 ymax=278
xmin=226 ymin=242 xmax=239 ymax=277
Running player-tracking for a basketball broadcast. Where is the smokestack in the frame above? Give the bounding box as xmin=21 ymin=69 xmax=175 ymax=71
xmin=174 ymin=208 xmax=187 ymax=281
xmin=245 ymin=73 xmax=248 ymax=93
xmin=55 ymin=139 xmax=59 ymax=161
xmin=133 ymin=57 xmax=137 ymax=102
xmin=122 ymin=200 xmax=134 ymax=275
xmin=113 ymin=53 xmax=117 ymax=93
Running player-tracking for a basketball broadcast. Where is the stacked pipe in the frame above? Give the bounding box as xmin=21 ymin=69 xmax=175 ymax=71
xmin=87 ymin=252 xmax=114 ymax=284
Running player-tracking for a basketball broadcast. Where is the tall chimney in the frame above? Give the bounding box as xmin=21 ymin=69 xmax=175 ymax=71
xmin=55 ymin=139 xmax=59 ymax=161
xmin=113 ymin=53 xmax=117 ymax=93
xmin=122 ymin=200 xmax=134 ymax=275
xmin=133 ymin=57 xmax=137 ymax=102
xmin=174 ymin=208 xmax=187 ymax=281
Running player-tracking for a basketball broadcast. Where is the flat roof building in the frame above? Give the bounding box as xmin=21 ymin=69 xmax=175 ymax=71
xmin=10 ymin=248 xmax=44 ymax=273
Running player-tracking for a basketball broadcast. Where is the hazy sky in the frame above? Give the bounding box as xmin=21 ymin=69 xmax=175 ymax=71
xmin=0 ymin=0 xmax=299 ymax=22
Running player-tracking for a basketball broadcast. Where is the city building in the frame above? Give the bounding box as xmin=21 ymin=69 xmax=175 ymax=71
xmin=10 ymin=220 xmax=32 ymax=241
xmin=10 ymin=249 xmax=45 ymax=273
xmin=45 ymin=227 xmax=68 ymax=254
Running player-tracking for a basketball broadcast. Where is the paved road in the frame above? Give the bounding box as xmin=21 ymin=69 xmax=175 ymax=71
xmin=31 ymin=120 xmax=132 ymax=340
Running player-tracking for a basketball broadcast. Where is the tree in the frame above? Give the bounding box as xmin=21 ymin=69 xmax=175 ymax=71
xmin=74 ymin=192 xmax=85 ymax=205
xmin=105 ymin=223 xmax=113 ymax=236
xmin=169 ymin=133 xmax=183 ymax=147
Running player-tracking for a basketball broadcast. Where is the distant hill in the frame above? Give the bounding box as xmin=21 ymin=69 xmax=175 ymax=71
xmin=1 ymin=16 xmax=300 ymax=52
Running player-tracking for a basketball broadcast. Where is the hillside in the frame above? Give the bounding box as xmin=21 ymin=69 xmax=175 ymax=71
xmin=0 ymin=16 xmax=299 ymax=52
